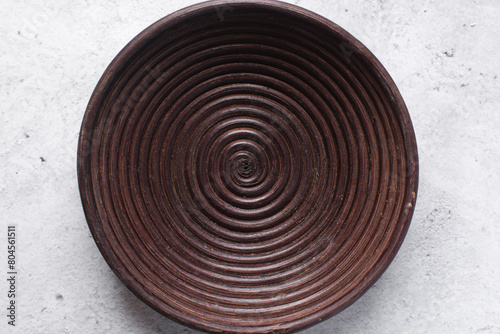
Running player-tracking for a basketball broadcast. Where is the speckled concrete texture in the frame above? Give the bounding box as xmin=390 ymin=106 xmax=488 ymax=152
xmin=1 ymin=0 xmax=499 ymax=333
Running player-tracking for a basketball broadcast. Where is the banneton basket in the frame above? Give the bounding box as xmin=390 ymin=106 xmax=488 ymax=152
xmin=77 ymin=0 xmax=418 ymax=333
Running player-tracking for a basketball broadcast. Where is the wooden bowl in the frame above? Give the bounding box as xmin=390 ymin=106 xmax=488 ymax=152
xmin=78 ymin=1 xmax=418 ymax=332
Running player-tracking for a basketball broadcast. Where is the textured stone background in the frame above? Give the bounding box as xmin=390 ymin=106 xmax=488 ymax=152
xmin=1 ymin=0 xmax=499 ymax=333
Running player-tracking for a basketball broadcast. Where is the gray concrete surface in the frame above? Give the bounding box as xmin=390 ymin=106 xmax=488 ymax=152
xmin=1 ymin=0 xmax=499 ymax=333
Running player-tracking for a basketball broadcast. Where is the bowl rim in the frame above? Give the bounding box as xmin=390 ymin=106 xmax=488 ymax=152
xmin=78 ymin=1 xmax=419 ymax=332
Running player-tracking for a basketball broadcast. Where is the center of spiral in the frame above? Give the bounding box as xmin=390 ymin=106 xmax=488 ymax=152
xmin=237 ymin=157 xmax=255 ymax=177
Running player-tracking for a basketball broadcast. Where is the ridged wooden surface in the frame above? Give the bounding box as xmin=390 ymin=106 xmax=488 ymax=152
xmin=77 ymin=1 xmax=418 ymax=333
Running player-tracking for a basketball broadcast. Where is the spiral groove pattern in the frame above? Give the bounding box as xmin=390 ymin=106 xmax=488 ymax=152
xmin=78 ymin=1 xmax=418 ymax=333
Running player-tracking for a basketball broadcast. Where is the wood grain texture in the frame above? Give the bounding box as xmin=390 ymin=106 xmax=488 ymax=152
xmin=77 ymin=1 xmax=419 ymax=333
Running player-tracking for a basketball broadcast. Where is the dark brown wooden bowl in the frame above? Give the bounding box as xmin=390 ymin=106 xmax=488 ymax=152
xmin=78 ymin=1 xmax=418 ymax=333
